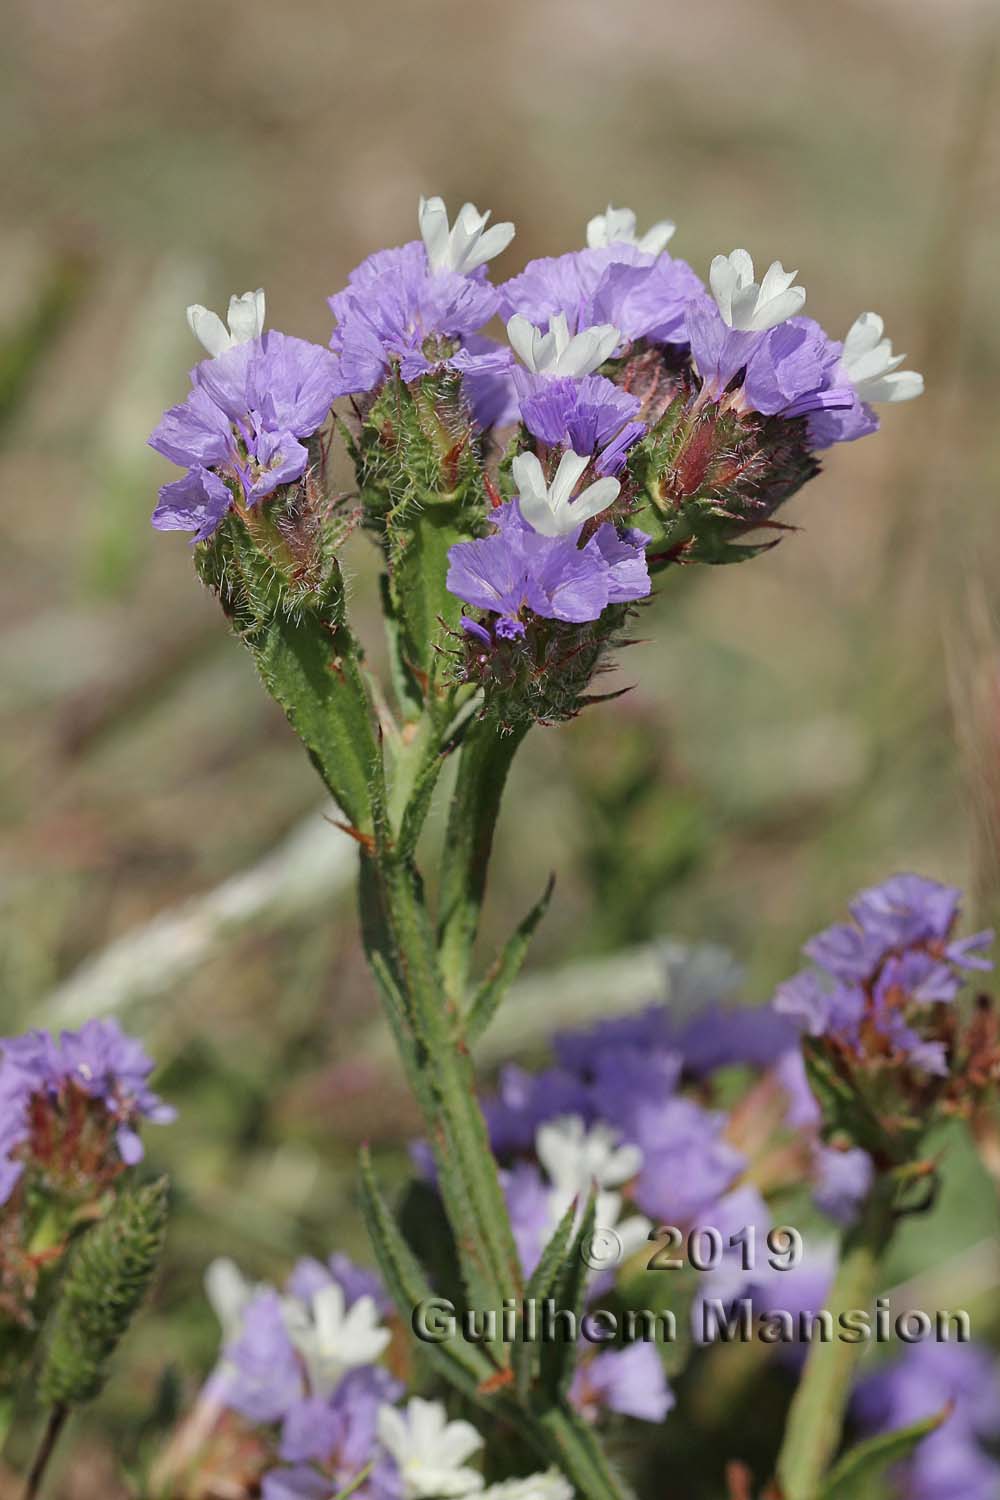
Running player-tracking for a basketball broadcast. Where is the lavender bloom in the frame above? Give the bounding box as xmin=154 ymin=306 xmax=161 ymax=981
xmin=774 ymin=874 xmax=992 ymax=1074
xmin=0 ymin=1019 xmax=174 ymax=1204
xmin=853 ymin=1343 xmax=1000 ymax=1500
xmin=149 ymin=332 xmax=341 ymax=538
xmin=687 ymin=304 xmax=854 ymax=421
xmin=328 ymin=240 xmax=509 ymax=400
xmin=501 ymin=244 xmax=706 ymax=349
xmin=446 ymin=500 xmax=649 ymax=634
xmin=280 ymin=1366 xmax=402 ymax=1478
xmin=630 ymin=1096 xmax=745 ymax=1224
xmin=811 ymin=1144 xmax=874 ymax=1225
xmin=517 ymin=375 xmax=645 ymax=476
xmin=570 ymin=1344 xmax=674 ymax=1424
xmin=220 ymin=1289 xmax=305 ymax=1425
xmin=484 ymin=1065 xmax=593 ymax=1156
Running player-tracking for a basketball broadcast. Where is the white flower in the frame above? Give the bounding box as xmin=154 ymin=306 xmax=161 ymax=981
xmin=204 ymin=1257 xmax=257 ymax=1341
xmin=419 ymin=196 xmax=515 ymax=276
xmin=186 ymin=288 xmax=265 ymax=357
xmin=506 ymin=312 xmax=620 ymax=378
xmin=481 ymin=1473 xmax=574 ymax=1500
xmin=709 ymin=250 xmax=805 ymax=332
xmin=511 ymin=451 xmax=619 ymax=539
xmin=586 ymin=204 xmax=675 ymax=255
xmin=535 ymin=1115 xmax=643 ymax=1197
xmin=282 ymin=1282 xmax=391 ymax=1397
xmin=839 ymin=312 xmax=924 ymax=404
xmin=377 ymin=1397 xmax=484 ymax=1499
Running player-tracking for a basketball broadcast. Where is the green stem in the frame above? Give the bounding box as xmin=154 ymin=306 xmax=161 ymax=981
xmin=775 ymin=1182 xmax=897 ymax=1500
xmin=436 ymin=718 xmax=528 ymax=1002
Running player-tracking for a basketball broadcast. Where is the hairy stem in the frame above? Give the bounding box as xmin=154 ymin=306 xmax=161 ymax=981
xmin=775 ymin=1182 xmax=896 ymax=1500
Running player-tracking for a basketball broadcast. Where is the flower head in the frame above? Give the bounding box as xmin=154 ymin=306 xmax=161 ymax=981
xmin=282 ymin=1281 xmax=391 ymax=1398
xmin=586 ymin=205 xmax=676 ymax=256
xmin=0 ymin=1019 xmax=174 ymax=1207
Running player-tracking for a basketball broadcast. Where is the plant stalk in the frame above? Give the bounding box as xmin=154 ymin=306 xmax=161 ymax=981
xmin=774 ymin=1181 xmax=897 ymax=1500
xmin=23 ymin=1405 xmax=68 ymax=1500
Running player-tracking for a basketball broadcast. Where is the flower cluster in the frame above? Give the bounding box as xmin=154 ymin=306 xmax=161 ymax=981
xmin=853 ymin=1341 xmax=1000 ymax=1500
xmin=150 ymin=195 xmax=924 ymax=729
xmin=775 ymin=874 xmax=992 ymax=1067
xmin=0 ymin=1017 xmax=174 ymax=1208
xmin=197 ymin=1251 xmax=569 ymax=1500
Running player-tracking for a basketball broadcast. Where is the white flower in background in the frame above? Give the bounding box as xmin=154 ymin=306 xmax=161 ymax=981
xmin=507 ymin=312 xmax=620 ymax=378
xmin=535 ymin=1116 xmax=643 ymax=1196
xmin=839 ymin=312 xmax=924 ymax=404
xmin=709 ymin=250 xmax=806 ymax=331
xmin=534 ymin=1118 xmax=649 ymax=1267
xmin=419 ymin=195 xmax=515 ymax=275
xmin=282 ymin=1282 xmax=390 ymax=1397
xmin=186 ymin=288 xmax=265 ymax=357
xmin=377 ymin=1397 xmax=484 ymax=1499
xmin=481 ymin=1473 xmax=574 ymax=1500
xmin=204 ymin=1257 xmax=258 ymax=1341
xmin=512 ymin=451 xmax=620 ymax=539
xmin=586 ymin=204 xmax=676 ymax=255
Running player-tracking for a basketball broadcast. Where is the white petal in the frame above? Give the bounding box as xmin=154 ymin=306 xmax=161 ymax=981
xmin=506 ymin=315 xmax=539 ymax=371
xmin=566 ymin=475 xmax=620 ymax=527
xmin=187 ymin=304 xmax=232 ymax=357
xmin=203 ymin=1258 xmax=252 ymax=1337
xmin=858 ymin=368 xmax=924 ymax=404
xmin=377 ymin=1403 xmax=409 ymax=1462
xmin=637 ymin=219 xmax=676 ymax=254
xmin=758 ymin=260 xmax=798 ymax=302
xmin=708 ymin=255 xmax=740 ymax=325
xmin=312 ymin=1280 xmax=346 ymax=1346
xmin=511 ymin=451 xmax=548 ymax=517
xmin=842 ymin=311 xmax=884 ymax=363
xmin=418 ymin=195 xmax=452 ymax=271
xmin=549 ymin=450 xmax=591 ymax=508
xmin=752 ymin=283 xmax=806 ymax=331
xmin=227 ymin=288 xmax=265 ymax=343
xmin=461 ymin=219 xmax=515 ymax=272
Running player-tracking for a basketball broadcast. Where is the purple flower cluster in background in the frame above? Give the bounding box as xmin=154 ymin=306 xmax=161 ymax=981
xmin=0 ymin=1018 xmax=175 ymax=1205
xmin=208 ymin=1252 xmax=402 ymax=1500
xmin=853 ymin=1342 xmax=1000 ymax=1500
xmin=774 ymin=874 xmax=993 ymax=1076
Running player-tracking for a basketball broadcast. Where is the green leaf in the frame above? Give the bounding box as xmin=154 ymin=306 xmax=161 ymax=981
xmin=540 ymin=1192 xmax=597 ymax=1403
xmin=39 ymin=1179 xmax=169 ymax=1408
xmin=467 ymin=875 xmax=555 ymax=1045
xmin=357 ymin=1148 xmax=497 ymax=1398
xmin=820 ymin=1404 xmax=951 ymax=1499
xmin=514 ymin=1190 xmax=579 ymax=1401
xmin=252 ymin=613 xmax=378 ymax=831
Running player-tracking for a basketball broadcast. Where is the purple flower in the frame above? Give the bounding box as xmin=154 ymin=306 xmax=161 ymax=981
xmin=0 ymin=1019 xmax=174 ymax=1205
xmin=516 ymin=374 xmax=645 ymax=476
xmin=502 ymin=1160 xmax=556 ymax=1278
xmin=570 ymin=1344 xmax=674 ymax=1424
xmin=773 ymin=874 xmax=992 ymax=1075
xmin=500 ymin=244 xmax=705 ymax=348
xmin=630 ymin=1096 xmax=745 ymax=1225
xmin=811 ymin=1144 xmax=874 ymax=1225
xmin=280 ymin=1366 xmax=402 ymax=1474
xmin=220 ymin=1289 xmax=304 ymax=1425
xmin=149 ymin=332 xmax=340 ymax=538
xmin=687 ymin=305 xmax=854 ymax=420
xmin=484 ymin=1065 xmax=593 ymax=1156
xmin=446 ymin=501 xmax=649 ymax=633
xmin=328 ymin=241 xmax=509 ymax=399
xmin=853 ymin=1343 xmax=1000 ymax=1500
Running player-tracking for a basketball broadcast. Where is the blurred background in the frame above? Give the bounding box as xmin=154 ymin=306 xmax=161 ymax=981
xmin=2 ymin=0 xmax=1000 ymax=1489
